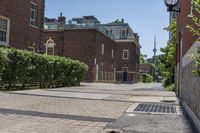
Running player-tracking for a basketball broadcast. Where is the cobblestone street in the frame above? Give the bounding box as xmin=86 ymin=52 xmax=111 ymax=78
xmin=0 ymin=83 xmax=196 ymax=133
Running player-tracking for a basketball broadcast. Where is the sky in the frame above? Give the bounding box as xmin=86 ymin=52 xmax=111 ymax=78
xmin=45 ymin=0 xmax=170 ymax=58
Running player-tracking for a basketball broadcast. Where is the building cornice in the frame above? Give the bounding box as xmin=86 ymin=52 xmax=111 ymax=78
xmin=115 ymin=39 xmax=141 ymax=48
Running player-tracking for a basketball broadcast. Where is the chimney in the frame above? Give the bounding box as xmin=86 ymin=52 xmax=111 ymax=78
xmin=58 ymin=12 xmax=66 ymax=29
xmin=121 ymin=18 xmax=124 ymax=23
xmin=134 ymin=33 xmax=139 ymax=42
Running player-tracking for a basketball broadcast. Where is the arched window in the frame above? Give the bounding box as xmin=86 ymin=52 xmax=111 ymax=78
xmin=44 ymin=38 xmax=56 ymax=55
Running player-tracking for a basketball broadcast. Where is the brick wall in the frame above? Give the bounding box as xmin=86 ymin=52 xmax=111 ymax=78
xmin=115 ymin=41 xmax=140 ymax=83
xmin=42 ymin=29 xmax=116 ymax=82
xmin=176 ymin=0 xmax=200 ymax=131
xmin=140 ymin=64 xmax=154 ymax=75
xmin=95 ymin=30 xmax=116 ymax=82
xmin=0 ymin=0 xmax=45 ymax=50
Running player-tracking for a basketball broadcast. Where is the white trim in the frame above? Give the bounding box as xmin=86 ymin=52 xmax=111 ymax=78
xmin=123 ymin=49 xmax=129 ymax=59
xmin=45 ymin=38 xmax=56 ymax=55
xmin=30 ymin=1 xmax=38 ymax=6
xmin=0 ymin=15 xmax=10 ymax=46
xmin=112 ymin=49 xmax=114 ymax=58
xmin=29 ymin=24 xmax=39 ymax=29
xmin=102 ymin=43 xmax=104 ymax=55
xmin=115 ymin=39 xmax=141 ymax=48
xmin=122 ymin=67 xmax=128 ymax=72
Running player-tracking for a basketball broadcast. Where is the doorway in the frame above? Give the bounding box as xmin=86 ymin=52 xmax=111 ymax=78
xmin=123 ymin=67 xmax=128 ymax=82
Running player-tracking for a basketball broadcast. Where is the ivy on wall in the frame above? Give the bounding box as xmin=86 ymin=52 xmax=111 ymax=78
xmin=186 ymin=0 xmax=200 ymax=75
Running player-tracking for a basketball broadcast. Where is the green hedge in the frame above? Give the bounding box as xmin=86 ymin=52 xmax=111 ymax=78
xmin=0 ymin=48 xmax=88 ymax=91
xmin=140 ymin=73 xmax=153 ymax=83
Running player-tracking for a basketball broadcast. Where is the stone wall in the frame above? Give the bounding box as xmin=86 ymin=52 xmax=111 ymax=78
xmin=181 ymin=61 xmax=200 ymax=132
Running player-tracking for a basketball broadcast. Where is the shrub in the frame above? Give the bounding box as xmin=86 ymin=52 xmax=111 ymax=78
xmin=165 ymin=84 xmax=176 ymax=92
xmin=0 ymin=48 xmax=88 ymax=91
xmin=140 ymin=73 xmax=153 ymax=83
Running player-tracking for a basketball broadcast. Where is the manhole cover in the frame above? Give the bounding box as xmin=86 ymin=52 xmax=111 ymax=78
xmin=133 ymin=103 xmax=177 ymax=114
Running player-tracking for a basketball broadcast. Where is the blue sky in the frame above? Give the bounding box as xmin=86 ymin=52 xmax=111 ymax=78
xmin=45 ymin=0 xmax=170 ymax=58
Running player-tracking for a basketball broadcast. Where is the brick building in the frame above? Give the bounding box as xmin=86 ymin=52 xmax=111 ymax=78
xmin=175 ymin=0 xmax=200 ymax=131
xmin=43 ymin=16 xmax=141 ymax=83
xmin=0 ymin=0 xmax=45 ymax=51
xmin=139 ymin=63 xmax=154 ymax=76
xmin=0 ymin=0 xmax=140 ymax=83
xmin=101 ymin=20 xmax=140 ymax=83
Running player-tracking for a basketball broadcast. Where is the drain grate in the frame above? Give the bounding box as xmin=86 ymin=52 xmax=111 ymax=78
xmin=133 ymin=103 xmax=177 ymax=114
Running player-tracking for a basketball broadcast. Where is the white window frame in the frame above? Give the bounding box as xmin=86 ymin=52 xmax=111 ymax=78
xmin=102 ymin=43 xmax=104 ymax=55
xmin=121 ymin=29 xmax=127 ymax=38
xmin=123 ymin=50 xmax=129 ymax=59
xmin=45 ymin=38 xmax=56 ymax=55
xmin=30 ymin=2 xmax=38 ymax=27
xmin=0 ymin=15 xmax=10 ymax=46
xmin=112 ymin=49 xmax=114 ymax=58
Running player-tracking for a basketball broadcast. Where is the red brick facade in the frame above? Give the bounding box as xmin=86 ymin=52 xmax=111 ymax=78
xmin=115 ymin=41 xmax=140 ymax=83
xmin=0 ymin=1 xmax=140 ymax=83
xmin=42 ymin=29 xmax=117 ymax=82
xmin=0 ymin=0 xmax=45 ymax=50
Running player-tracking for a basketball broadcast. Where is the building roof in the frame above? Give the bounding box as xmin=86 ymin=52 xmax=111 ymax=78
xmin=44 ymin=16 xmax=141 ymax=47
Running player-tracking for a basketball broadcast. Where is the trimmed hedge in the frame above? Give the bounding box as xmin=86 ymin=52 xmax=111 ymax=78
xmin=0 ymin=48 xmax=88 ymax=91
xmin=140 ymin=73 xmax=153 ymax=83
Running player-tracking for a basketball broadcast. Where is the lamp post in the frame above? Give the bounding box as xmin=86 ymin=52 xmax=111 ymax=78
xmin=164 ymin=0 xmax=180 ymax=12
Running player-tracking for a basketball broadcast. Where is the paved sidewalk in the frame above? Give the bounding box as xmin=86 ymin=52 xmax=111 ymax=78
xmin=0 ymin=83 xmax=196 ymax=133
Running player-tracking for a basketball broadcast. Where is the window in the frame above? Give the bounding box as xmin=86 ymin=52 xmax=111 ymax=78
xmin=105 ymin=72 xmax=107 ymax=80
xmin=47 ymin=47 xmax=54 ymax=55
xmin=106 ymin=29 xmax=112 ymax=36
xmin=30 ymin=2 xmax=38 ymax=27
xmin=121 ymin=29 xmax=127 ymax=38
xmin=0 ymin=16 xmax=10 ymax=45
xmin=102 ymin=44 xmax=104 ymax=55
xmin=101 ymin=71 xmax=104 ymax=81
xmin=123 ymin=50 xmax=129 ymax=59
xmin=45 ymin=38 xmax=56 ymax=55
xmin=112 ymin=49 xmax=114 ymax=58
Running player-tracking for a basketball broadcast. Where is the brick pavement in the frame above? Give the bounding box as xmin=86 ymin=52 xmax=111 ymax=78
xmin=0 ymin=83 xmax=194 ymax=133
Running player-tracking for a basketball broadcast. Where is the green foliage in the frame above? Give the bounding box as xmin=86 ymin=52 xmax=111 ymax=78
xmin=140 ymin=73 xmax=153 ymax=83
xmin=160 ymin=19 xmax=176 ymax=87
xmin=0 ymin=48 xmax=88 ymax=91
xmin=140 ymin=54 xmax=147 ymax=64
xmin=186 ymin=0 xmax=200 ymax=76
xmin=165 ymin=84 xmax=175 ymax=92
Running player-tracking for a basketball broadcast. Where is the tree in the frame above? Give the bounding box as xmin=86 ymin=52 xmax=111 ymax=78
xmin=160 ymin=19 xmax=176 ymax=87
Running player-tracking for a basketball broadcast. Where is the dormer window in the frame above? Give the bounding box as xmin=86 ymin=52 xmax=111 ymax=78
xmin=121 ymin=29 xmax=127 ymax=38
xmin=106 ymin=29 xmax=112 ymax=36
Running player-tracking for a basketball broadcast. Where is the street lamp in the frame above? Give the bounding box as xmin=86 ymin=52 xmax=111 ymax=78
xmin=164 ymin=0 xmax=180 ymax=12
